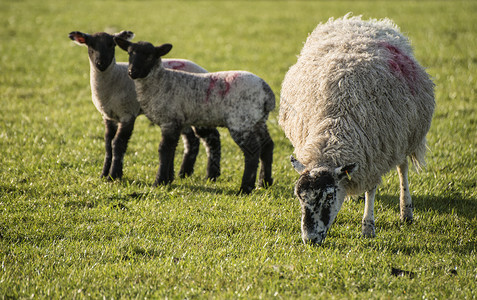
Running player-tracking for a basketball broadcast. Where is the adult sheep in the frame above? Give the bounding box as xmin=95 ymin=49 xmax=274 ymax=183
xmin=279 ymin=15 xmax=435 ymax=245
xmin=68 ymin=31 xmax=221 ymax=181
xmin=114 ymin=38 xmax=275 ymax=194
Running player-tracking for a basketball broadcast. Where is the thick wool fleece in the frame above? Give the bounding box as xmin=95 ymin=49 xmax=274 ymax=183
xmin=279 ymin=15 xmax=435 ymax=195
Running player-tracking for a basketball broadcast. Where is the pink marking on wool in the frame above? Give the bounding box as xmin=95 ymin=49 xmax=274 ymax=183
xmin=381 ymin=42 xmax=417 ymax=95
xmin=204 ymin=73 xmax=239 ymax=102
xmin=164 ymin=60 xmax=187 ymax=70
xmin=205 ymin=76 xmax=219 ymax=103
xmin=220 ymin=73 xmax=239 ymax=97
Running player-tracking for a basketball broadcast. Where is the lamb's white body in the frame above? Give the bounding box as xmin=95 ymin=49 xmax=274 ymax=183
xmin=279 ymin=15 xmax=435 ymax=244
xmin=135 ymin=67 xmax=275 ymax=132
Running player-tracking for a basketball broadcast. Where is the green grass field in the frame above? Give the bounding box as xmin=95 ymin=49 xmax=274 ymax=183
xmin=1 ymin=0 xmax=476 ymax=298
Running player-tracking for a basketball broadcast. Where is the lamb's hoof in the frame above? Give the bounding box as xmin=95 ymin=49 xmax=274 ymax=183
xmin=259 ymin=178 xmax=273 ymax=188
xmin=153 ymin=178 xmax=173 ymax=187
xmin=400 ymin=206 xmax=413 ymax=224
xmin=237 ymin=186 xmax=254 ymax=195
xmin=362 ymin=220 xmax=376 ymax=238
xmin=400 ymin=215 xmax=413 ymax=224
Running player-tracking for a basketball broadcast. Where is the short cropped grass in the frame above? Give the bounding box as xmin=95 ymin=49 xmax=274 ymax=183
xmin=1 ymin=0 xmax=476 ymax=298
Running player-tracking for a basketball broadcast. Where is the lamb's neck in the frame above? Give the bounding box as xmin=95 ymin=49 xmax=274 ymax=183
xmin=89 ymin=58 xmax=121 ymax=94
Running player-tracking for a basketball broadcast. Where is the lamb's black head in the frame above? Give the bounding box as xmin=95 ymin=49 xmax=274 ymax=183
xmin=291 ymin=156 xmax=357 ymax=245
xmin=114 ymin=38 xmax=172 ymax=79
xmin=69 ymin=30 xmax=134 ymax=72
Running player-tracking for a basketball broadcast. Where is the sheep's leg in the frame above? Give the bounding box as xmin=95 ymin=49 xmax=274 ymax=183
xmin=229 ymin=130 xmax=260 ymax=194
xmin=362 ymin=186 xmax=376 ymax=238
xmin=101 ymin=119 xmax=118 ymax=178
xmin=154 ymin=126 xmax=181 ymax=186
xmin=193 ymin=127 xmax=221 ymax=181
xmin=256 ymin=123 xmax=274 ymax=188
xmin=109 ymin=117 xmax=135 ymax=180
xmin=397 ymin=160 xmax=413 ymax=223
xmin=178 ymin=127 xmax=200 ymax=178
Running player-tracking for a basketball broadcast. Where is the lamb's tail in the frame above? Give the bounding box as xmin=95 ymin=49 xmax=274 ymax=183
xmin=262 ymin=81 xmax=276 ymax=113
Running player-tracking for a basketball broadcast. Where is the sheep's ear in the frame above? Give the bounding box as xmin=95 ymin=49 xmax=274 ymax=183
xmin=291 ymin=155 xmax=306 ymax=174
xmin=114 ymin=31 xmax=135 ymax=41
xmin=155 ymin=44 xmax=172 ymax=57
xmin=335 ymin=163 xmax=358 ymax=181
xmin=69 ymin=31 xmax=89 ymax=46
xmin=114 ymin=37 xmax=131 ymax=52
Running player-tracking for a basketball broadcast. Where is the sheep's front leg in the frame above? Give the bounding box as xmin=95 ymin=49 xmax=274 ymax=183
xmin=109 ymin=117 xmax=135 ymax=180
xmin=397 ymin=160 xmax=413 ymax=223
xmin=154 ymin=125 xmax=181 ymax=186
xmin=193 ymin=127 xmax=221 ymax=181
xmin=362 ymin=186 xmax=376 ymax=238
xmin=229 ymin=130 xmax=260 ymax=194
xmin=101 ymin=119 xmax=118 ymax=178
xmin=178 ymin=127 xmax=200 ymax=178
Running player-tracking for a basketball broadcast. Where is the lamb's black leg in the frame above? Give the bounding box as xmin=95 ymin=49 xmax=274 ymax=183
xmin=101 ymin=119 xmax=118 ymax=178
xmin=193 ymin=127 xmax=221 ymax=181
xmin=153 ymin=125 xmax=181 ymax=186
xmin=229 ymin=129 xmax=260 ymax=194
xmin=257 ymin=123 xmax=274 ymax=188
xmin=109 ymin=117 xmax=136 ymax=180
xmin=178 ymin=127 xmax=200 ymax=178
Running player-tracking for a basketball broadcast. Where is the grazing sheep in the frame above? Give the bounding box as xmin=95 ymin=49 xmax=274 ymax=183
xmin=114 ymin=38 xmax=275 ymax=194
xmin=68 ymin=31 xmax=221 ymax=180
xmin=279 ymin=15 xmax=435 ymax=245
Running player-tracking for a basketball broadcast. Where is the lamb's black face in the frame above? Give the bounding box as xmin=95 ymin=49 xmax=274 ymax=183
xmin=126 ymin=42 xmax=159 ymax=79
xmin=87 ymin=33 xmax=116 ymax=72
xmin=114 ymin=38 xmax=173 ymax=80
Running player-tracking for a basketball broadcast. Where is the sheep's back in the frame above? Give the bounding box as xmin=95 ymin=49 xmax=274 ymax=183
xmin=279 ymin=15 xmax=435 ymax=194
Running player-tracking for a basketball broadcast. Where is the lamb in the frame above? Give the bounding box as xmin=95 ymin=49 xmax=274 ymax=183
xmin=68 ymin=31 xmax=221 ymax=181
xmin=114 ymin=37 xmax=275 ymax=194
xmin=279 ymin=15 xmax=435 ymax=245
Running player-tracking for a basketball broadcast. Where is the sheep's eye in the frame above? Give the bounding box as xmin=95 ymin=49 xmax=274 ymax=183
xmin=325 ymin=194 xmax=333 ymax=201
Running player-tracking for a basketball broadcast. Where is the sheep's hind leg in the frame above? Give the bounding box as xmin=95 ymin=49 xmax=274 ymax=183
xmin=101 ymin=119 xmax=118 ymax=179
xmin=193 ymin=127 xmax=221 ymax=181
xmin=229 ymin=130 xmax=260 ymax=194
xmin=362 ymin=186 xmax=376 ymax=238
xmin=178 ymin=127 xmax=200 ymax=178
xmin=397 ymin=160 xmax=413 ymax=223
xmin=154 ymin=125 xmax=181 ymax=186
xmin=256 ymin=123 xmax=274 ymax=188
xmin=109 ymin=117 xmax=135 ymax=180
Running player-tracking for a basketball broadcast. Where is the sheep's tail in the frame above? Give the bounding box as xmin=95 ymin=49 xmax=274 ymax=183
xmin=262 ymin=81 xmax=276 ymax=113
xmin=409 ymin=138 xmax=428 ymax=172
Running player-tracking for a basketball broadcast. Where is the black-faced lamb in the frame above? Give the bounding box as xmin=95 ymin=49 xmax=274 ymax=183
xmin=279 ymin=15 xmax=435 ymax=245
xmin=68 ymin=31 xmax=221 ymax=181
xmin=114 ymin=38 xmax=275 ymax=194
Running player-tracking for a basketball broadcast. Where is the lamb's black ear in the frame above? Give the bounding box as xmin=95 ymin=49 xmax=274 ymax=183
xmin=155 ymin=43 xmax=172 ymax=57
xmin=114 ymin=30 xmax=135 ymax=41
xmin=114 ymin=37 xmax=131 ymax=52
xmin=69 ymin=31 xmax=90 ymax=45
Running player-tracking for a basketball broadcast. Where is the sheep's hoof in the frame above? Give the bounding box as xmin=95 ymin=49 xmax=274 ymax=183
xmin=361 ymin=220 xmax=376 ymax=238
xmin=259 ymin=178 xmax=273 ymax=188
xmin=400 ymin=215 xmax=413 ymax=224
xmin=400 ymin=206 xmax=413 ymax=224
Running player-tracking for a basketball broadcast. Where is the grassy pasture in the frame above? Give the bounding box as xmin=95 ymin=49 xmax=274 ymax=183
xmin=1 ymin=0 xmax=476 ymax=298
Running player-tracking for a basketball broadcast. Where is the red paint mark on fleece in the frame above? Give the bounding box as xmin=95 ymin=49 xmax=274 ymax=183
xmin=381 ymin=42 xmax=417 ymax=95
xmin=204 ymin=73 xmax=239 ymax=103
xmin=164 ymin=60 xmax=187 ymax=70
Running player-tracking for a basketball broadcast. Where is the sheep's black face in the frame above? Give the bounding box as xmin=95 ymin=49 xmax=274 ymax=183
xmin=291 ymin=156 xmax=358 ymax=245
xmin=295 ymin=168 xmax=343 ymax=245
xmin=127 ymin=42 xmax=159 ymax=79
xmin=87 ymin=33 xmax=116 ymax=72
xmin=114 ymin=38 xmax=173 ymax=80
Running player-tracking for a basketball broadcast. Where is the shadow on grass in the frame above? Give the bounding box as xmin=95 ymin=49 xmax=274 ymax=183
xmin=375 ymin=193 xmax=477 ymax=220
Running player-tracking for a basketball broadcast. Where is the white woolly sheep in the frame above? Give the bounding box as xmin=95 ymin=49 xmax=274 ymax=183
xmin=114 ymin=38 xmax=275 ymax=194
xmin=279 ymin=15 xmax=435 ymax=245
xmin=68 ymin=31 xmax=221 ymax=180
